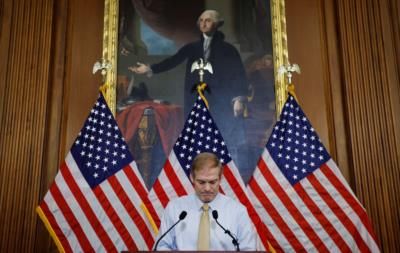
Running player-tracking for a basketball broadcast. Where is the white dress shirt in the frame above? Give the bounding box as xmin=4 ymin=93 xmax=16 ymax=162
xmin=155 ymin=193 xmax=256 ymax=251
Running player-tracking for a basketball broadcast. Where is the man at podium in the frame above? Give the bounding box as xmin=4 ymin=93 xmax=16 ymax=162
xmin=154 ymin=153 xmax=256 ymax=251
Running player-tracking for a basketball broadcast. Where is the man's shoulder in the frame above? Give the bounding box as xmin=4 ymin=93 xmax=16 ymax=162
xmin=180 ymin=39 xmax=201 ymax=50
xmin=212 ymin=36 xmax=240 ymax=56
xmin=217 ymin=194 xmax=246 ymax=210
xmin=167 ymin=194 xmax=194 ymax=207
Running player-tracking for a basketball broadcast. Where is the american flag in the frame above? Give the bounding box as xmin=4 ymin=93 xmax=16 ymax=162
xmin=247 ymin=94 xmax=380 ymax=252
xmin=37 ymin=93 xmax=155 ymax=252
xmin=144 ymin=96 xmax=273 ymax=250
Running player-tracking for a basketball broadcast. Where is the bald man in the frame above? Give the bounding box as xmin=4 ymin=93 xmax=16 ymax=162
xmin=155 ymin=153 xmax=256 ymax=250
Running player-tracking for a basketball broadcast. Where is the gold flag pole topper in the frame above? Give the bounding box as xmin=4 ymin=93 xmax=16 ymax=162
xmin=93 ymin=58 xmax=112 ymax=95
xmin=278 ymin=63 xmax=301 ymax=100
xmin=190 ymin=58 xmax=213 ymax=108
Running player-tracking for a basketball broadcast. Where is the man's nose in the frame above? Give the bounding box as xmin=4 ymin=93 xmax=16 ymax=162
xmin=204 ymin=183 xmax=211 ymax=191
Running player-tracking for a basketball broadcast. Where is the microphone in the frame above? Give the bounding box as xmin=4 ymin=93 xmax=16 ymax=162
xmin=153 ymin=211 xmax=187 ymax=251
xmin=212 ymin=210 xmax=240 ymax=251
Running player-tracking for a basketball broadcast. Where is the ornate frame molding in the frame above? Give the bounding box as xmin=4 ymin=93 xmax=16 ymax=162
xmin=101 ymin=0 xmax=289 ymax=116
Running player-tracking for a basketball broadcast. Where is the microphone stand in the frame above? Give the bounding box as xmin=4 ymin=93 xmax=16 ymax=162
xmin=153 ymin=211 xmax=187 ymax=251
xmin=212 ymin=211 xmax=240 ymax=251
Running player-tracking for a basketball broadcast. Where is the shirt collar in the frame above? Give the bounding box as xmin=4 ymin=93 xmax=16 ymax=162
xmin=203 ymin=33 xmax=213 ymax=41
xmin=193 ymin=193 xmax=222 ymax=211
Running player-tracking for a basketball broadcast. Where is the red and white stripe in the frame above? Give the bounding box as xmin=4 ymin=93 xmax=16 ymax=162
xmin=39 ymin=152 xmax=156 ymax=252
xmin=248 ymin=149 xmax=380 ymax=252
xmin=145 ymin=152 xmax=194 ymax=226
xmin=221 ymin=160 xmax=275 ymax=251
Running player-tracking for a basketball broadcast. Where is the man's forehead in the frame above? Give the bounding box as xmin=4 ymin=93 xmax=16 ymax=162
xmin=194 ymin=166 xmax=220 ymax=176
xmin=194 ymin=174 xmax=220 ymax=182
xmin=200 ymin=10 xmax=218 ymax=20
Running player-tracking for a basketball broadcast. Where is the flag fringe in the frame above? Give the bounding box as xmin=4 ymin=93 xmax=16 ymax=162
xmin=140 ymin=202 xmax=159 ymax=234
xmin=268 ymin=240 xmax=276 ymax=253
xmin=36 ymin=206 xmax=65 ymax=253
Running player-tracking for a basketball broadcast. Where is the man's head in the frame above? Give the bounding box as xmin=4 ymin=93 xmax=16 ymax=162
xmin=197 ymin=10 xmax=224 ymax=36
xmin=190 ymin=152 xmax=222 ymax=203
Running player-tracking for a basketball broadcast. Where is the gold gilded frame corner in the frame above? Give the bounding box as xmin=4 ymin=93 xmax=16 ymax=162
xmin=102 ymin=0 xmax=289 ymax=116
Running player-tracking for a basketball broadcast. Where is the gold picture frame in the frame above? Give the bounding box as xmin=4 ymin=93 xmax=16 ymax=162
xmin=102 ymin=0 xmax=288 ymax=114
xmin=101 ymin=0 xmax=289 ymax=186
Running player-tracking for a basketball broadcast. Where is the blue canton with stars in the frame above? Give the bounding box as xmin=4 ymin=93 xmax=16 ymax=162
xmin=267 ymin=95 xmax=330 ymax=185
xmin=70 ymin=93 xmax=133 ymax=188
xmin=173 ymin=96 xmax=232 ymax=177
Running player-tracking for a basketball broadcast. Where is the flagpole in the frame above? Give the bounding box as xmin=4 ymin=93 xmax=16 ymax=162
xmin=191 ymin=58 xmax=213 ymax=108
xmin=93 ymin=58 xmax=113 ymax=112
xmin=278 ymin=63 xmax=301 ymax=101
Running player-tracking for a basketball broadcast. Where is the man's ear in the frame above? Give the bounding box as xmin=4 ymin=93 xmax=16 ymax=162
xmin=190 ymin=173 xmax=194 ymax=183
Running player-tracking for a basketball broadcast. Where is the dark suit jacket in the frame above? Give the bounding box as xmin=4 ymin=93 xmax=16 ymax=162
xmin=151 ymin=31 xmax=248 ymax=142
